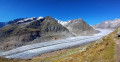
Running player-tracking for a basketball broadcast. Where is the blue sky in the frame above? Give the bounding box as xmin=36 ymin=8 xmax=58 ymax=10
xmin=0 ymin=0 xmax=120 ymax=25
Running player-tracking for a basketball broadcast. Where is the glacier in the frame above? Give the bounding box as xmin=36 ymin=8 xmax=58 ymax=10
xmin=0 ymin=29 xmax=114 ymax=59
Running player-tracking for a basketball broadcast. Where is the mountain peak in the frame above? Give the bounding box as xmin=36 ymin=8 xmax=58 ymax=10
xmin=43 ymin=16 xmax=57 ymax=22
xmin=44 ymin=16 xmax=52 ymax=19
xmin=71 ymin=18 xmax=83 ymax=22
xmin=66 ymin=18 xmax=98 ymax=36
xmin=77 ymin=18 xmax=83 ymax=20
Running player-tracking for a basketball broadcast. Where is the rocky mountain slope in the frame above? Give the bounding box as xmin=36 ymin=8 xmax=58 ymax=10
xmin=92 ymin=18 xmax=120 ymax=29
xmin=0 ymin=16 xmax=73 ymax=51
xmin=65 ymin=18 xmax=99 ymax=36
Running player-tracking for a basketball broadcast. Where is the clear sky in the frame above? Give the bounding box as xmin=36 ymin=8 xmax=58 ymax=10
xmin=0 ymin=0 xmax=120 ymax=25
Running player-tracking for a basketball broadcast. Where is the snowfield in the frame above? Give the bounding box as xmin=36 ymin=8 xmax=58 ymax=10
xmin=0 ymin=29 xmax=114 ymax=59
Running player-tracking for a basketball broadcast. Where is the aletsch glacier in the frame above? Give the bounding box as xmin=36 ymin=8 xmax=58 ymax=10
xmin=0 ymin=29 xmax=113 ymax=59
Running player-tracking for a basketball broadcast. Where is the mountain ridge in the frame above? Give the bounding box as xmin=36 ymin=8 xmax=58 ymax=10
xmin=92 ymin=18 xmax=120 ymax=29
xmin=0 ymin=16 xmax=73 ymax=51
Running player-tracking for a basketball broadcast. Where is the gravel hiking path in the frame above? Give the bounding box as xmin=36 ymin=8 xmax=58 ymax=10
xmin=116 ymin=44 xmax=120 ymax=62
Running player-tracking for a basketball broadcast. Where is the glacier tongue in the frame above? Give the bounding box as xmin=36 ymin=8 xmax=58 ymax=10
xmin=0 ymin=29 xmax=114 ymax=59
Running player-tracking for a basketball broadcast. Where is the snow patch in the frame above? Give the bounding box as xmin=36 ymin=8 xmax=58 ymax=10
xmin=36 ymin=16 xmax=43 ymax=20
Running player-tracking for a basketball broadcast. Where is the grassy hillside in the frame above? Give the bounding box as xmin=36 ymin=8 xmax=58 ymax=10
xmin=0 ymin=29 xmax=117 ymax=62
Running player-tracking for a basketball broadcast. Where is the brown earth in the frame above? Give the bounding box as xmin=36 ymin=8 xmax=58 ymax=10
xmin=116 ymin=44 xmax=120 ymax=62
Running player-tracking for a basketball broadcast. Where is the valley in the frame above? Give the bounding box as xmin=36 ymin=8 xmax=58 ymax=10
xmin=0 ymin=0 xmax=120 ymax=62
xmin=0 ymin=29 xmax=113 ymax=59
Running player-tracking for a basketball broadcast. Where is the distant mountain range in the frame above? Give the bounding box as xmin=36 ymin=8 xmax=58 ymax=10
xmin=92 ymin=18 xmax=120 ymax=29
xmin=0 ymin=22 xmax=6 ymax=28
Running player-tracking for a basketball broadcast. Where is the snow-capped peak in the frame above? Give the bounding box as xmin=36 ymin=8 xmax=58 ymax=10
xmin=17 ymin=18 xmax=33 ymax=23
xmin=36 ymin=16 xmax=43 ymax=20
xmin=17 ymin=16 xmax=43 ymax=23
